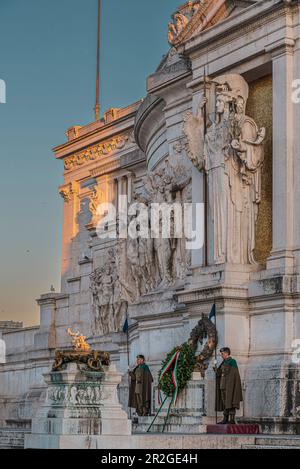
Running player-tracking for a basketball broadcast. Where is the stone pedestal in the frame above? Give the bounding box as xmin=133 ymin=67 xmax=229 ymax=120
xmin=25 ymin=363 xmax=131 ymax=449
xmin=134 ymin=372 xmax=206 ymax=434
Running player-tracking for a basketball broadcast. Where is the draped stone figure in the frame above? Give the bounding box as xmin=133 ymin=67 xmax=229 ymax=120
xmin=90 ymin=159 xmax=192 ymax=336
xmin=120 ymin=158 xmax=191 ymax=300
xmin=183 ymin=73 xmax=265 ymax=265
xmin=230 ymin=95 xmax=266 ymax=264
xmin=141 ymin=158 xmax=191 ymax=289
xmin=90 ymin=249 xmax=128 ymax=336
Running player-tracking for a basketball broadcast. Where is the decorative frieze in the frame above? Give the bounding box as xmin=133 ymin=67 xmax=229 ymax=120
xmin=64 ymin=132 xmax=133 ymax=172
xmin=47 ymin=383 xmax=103 ymax=406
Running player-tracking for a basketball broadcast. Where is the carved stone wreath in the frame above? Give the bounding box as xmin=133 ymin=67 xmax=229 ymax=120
xmin=188 ymin=314 xmax=218 ymax=377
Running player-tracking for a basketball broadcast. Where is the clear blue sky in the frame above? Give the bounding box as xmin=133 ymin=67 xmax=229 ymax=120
xmin=0 ymin=0 xmax=180 ymax=326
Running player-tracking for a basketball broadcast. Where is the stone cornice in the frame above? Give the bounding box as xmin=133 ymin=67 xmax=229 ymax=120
xmin=89 ymin=160 xmax=121 ymax=178
xmin=120 ymin=148 xmax=146 ymax=169
xmin=176 ymin=285 xmax=249 ymax=304
xmin=53 ymin=102 xmax=141 ymax=158
xmin=265 ymin=37 xmax=296 ymax=57
xmin=2 ymin=326 xmax=39 ymax=335
xmin=36 ymin=293 xmax=69 ymax=306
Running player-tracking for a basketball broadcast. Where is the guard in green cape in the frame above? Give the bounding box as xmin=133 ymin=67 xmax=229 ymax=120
xmin=214 ymin=347 xmax=243 ymax=424
xmin=128 ymin=355 xmax=153 ymax=417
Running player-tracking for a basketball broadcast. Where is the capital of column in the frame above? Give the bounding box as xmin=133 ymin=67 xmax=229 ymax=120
xmin=59 ymin=182 xmax=78 ymax=203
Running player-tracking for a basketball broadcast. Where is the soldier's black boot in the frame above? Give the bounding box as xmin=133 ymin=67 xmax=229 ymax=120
xmin=218 ymin=414 xmax=229 ymax=425
xmin=229 ymin=412 xmax=236 ymax=424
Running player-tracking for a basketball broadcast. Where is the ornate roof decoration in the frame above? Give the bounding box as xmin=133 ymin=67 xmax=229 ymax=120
xmin=168 ymin=0 xmax=256 ymax=47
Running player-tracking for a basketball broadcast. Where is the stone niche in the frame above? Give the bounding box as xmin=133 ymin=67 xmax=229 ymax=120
xmin=246 ymin=74 xmax=273 ymax=265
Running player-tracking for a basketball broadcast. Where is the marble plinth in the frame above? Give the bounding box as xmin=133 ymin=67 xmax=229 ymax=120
xmin=25 ymin=362 xmax=131 ymax=449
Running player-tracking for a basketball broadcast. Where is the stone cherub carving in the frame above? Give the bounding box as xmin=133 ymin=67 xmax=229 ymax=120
xmin=183 ymin=73 xmax=265 ymax=265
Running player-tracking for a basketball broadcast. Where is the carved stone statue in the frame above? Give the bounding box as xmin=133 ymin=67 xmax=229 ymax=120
xmin=130 ymin=158 xmax=191 ymax=292
xmin=89 ymin=184 xmax=104 ymax=227
xmin=90 ymin=249 xmax=128 ymax=336
xmin=90 ymin=159 xmax=192 ymax=336
xmin=230 ymin=93 xmax=266 ymax=264
xmin=168 ymin=1 xmax=200 ymax=45
xmin=183 ymin=74 xmax=265 ymax=265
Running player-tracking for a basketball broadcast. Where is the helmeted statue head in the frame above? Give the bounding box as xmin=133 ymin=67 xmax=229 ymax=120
xmin=215 ymin=74 xmax=249 ymax=113
xmin=216 ymin=74 xmax=249 ymax=100
xmin=212 ymin=74 xmax=249 ymax=123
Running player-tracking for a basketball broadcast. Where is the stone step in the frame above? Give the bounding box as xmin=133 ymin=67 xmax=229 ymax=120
xmin=133 ymin=423 xmax=206 ymax=434
xmin=5 ymin=419 xmax=31 ymax=430
xmin=256 ymin=437 xmax=300 ymax=447
xmin=0 ymin=428 xmax=28 ymax=449
xmin=134 ymin=415 xmax=202 ymax=425
xmin=242 ymin=444 xmax=300 ymax=450
xmin=132 ymin=415 xmax=205 ymax=434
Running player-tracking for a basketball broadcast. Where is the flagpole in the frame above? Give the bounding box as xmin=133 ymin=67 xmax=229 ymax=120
xmin=214 ymin=305 xmax=218 ymax=424
xmin=125 ymin=314 xmax=132 ymax=420
xmin=203 ymin=67 xmax=208 ymax=267
xmin=209 ymin=303 xmax=218 ymax=424
xmin=95 ymin=0 xmax=101 ymax=121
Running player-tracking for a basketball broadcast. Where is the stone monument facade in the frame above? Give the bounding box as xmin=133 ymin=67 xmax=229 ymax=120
xmin=1 ymin=0 xmax=300 ymax=444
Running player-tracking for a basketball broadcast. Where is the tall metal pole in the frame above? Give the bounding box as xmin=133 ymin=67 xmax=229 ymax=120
xmin=126 ymin=320 xmax=132 ymax=420
xmin=203 ymin=67 xmax=209 ymax=267
xmin=95 ymin=0 xmax=101 ymax=121
xmin=214 ymin=307 xmax=218 ymax=424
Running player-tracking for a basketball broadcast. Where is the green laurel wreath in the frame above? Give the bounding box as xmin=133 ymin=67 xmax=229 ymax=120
xmin=158 ymin=342 xmax=196 ymax=398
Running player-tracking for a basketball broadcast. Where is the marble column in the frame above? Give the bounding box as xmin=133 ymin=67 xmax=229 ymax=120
xmin=127 ymin=172 xmax=133 ymax=204
xmin=186 ymin=78 xmax=216 ymax=268
xmin=59 ymin=182 xmax=79 ymax=291
xmin=266 ymin=39 xmax=295 ymax=273
xmin=292 ymin=39 xmax=300 ymax=271
xmin=34 ymin=294 xmax=58 ymax=350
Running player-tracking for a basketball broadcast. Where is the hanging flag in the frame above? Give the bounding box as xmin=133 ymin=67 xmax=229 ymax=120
xmin=122 ymin=317 xmax=129 ymax=333
xmin=209 ymin=303 xmax=216 ymax=321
